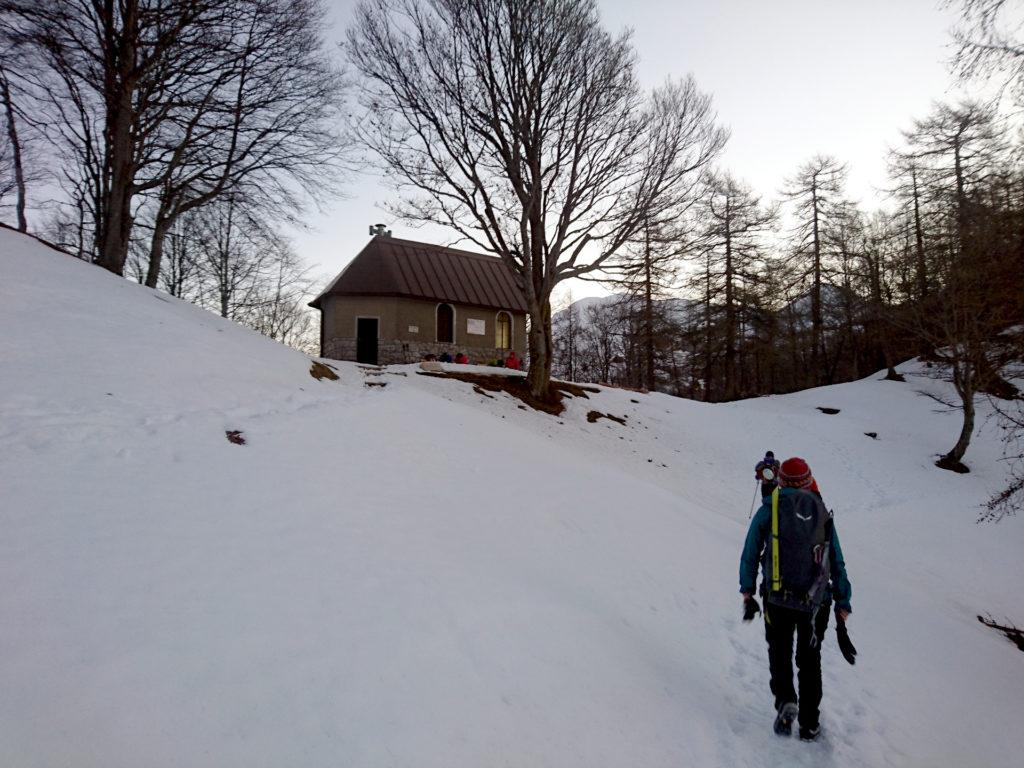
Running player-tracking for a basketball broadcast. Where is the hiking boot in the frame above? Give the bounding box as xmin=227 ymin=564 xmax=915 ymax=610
xmin=773 ymin=702 xmax=798 ymax=736
xmin=799 ymin=725 xmax=821 ymax=742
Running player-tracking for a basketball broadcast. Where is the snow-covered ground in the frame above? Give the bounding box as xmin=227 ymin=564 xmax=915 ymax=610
xmin=2 ymin=227 xmax=1022 ymax=767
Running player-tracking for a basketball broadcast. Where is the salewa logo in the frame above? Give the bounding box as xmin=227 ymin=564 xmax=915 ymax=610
xmin=795 ymin=512 xmax=812 ymax=521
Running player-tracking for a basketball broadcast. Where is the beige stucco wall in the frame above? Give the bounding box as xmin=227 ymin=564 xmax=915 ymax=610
xmin=322 ymin=295 xmax=526 ymax=357
xmin=321 ymin=295 xmax=400 ymax=341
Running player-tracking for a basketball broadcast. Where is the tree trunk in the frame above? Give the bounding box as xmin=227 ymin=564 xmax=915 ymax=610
xmin=566 ymin=300 xmax=576 ymax=381
xmin=811 ymin=181 xmax=823 ymax=385
xmin=97 ymin=0 xmax=137 ymax=276
xmin=943 ymin=395 xmax=974 ymax=466
xmin=723 ymin=201 xmax=736 ymax=399
xmin=0 ymin=70 xmax=27 ymax=232
xmin=953 ymin=138 xmax=966 ymax=255
xmin=939 ymin=362 xmax=974 ymax=471
xmin=643 ymin=226 xmax=655 ymax=391
xmin=911 ymin=168 xmax=927 ymax=300
xmin=145 ymin=215 xmax=172 ymax=288
xmin=703 ymin=268 xmax=713 ymax=402
xmin=526 ymin=299 xmax=552 ymax=399
xmin=868 ymin=256 xmax=903 ymax=381
xmin=99 ymin=116 xmax=135 ymax=275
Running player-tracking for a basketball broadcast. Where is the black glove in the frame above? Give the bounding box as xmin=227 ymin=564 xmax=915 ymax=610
xmin=742 ymin=596 xmax=761 ymax=622
xmin=835 ymin=614 xmax=857 ymax=665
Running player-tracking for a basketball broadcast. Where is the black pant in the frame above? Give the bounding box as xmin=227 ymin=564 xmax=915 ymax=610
xmin=764 ymin=601 xmax=831 ymax=729
xmin=760 ymin=481 xmax=777 ymax=499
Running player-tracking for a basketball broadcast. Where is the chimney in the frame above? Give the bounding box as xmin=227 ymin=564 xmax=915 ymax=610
xmin=369 ymin=223 xmax=391 ymax=238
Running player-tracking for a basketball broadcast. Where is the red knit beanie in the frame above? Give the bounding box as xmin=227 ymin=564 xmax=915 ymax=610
xmin=779 ymin=457 xmax=813 ymax=488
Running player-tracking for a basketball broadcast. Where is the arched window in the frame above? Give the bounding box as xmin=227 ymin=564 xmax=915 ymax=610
xmin=495 ymin=311 xmax=512 ymax=349
xmin=436 ymin=303 xmax=454 ymax=343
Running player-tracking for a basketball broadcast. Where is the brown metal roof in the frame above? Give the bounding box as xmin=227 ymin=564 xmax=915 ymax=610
xmin=310 ymin=236 xmax=528 ymax=312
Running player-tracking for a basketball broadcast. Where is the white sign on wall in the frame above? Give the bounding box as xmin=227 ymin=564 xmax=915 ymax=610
xmin=466 ymin=318 xmax=486 ymax=335
xmin=408 ymin=325 xmax=419 ymax=333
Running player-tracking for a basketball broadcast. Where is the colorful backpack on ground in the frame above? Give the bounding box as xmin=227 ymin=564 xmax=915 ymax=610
xmin=761 ymin=488 xmax=833 ymax=612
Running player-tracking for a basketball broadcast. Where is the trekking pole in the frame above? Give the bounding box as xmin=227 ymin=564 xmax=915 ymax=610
xmin=747 ymin=480 xmax=760 ymax=519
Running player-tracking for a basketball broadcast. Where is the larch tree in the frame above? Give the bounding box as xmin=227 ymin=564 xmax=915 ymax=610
xmin=902 ymin=101 xmax=1003 ymax=264
xmin=857 ymin=210 xmax=905 ymax=381
xmin=691 ymin=173 xmax=777 ymax=400
xmin=947 ymin=0 xmax=1024 ymax=505
xmin=601 ymin=218 xmax=686 ymax=391
xmin=780 ymin=155 xmax=848 ymax=386
xmin=898 ymin=101 xmax=1011 ymax=470
xmin=346 ymin=0 xmax=726 ymax=399
xmin=948 ymin=0 xmax=1024 ymax=103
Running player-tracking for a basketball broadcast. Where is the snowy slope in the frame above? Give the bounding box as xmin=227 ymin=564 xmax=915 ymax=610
xmin=2 ymin=227 xmax=1022 ymax=768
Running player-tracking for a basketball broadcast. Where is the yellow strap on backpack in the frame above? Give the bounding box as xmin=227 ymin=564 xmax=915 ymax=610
xmin=771 ymin=487 xmax=781 ymax=592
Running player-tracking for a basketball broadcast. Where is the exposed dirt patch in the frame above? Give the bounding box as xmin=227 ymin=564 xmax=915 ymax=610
xmin=587 ymin=410 xmax=627 ymax=425
xmin=978 ymin=615 xmax=1024 ymax=652
xmin=473 ymin=385 xmax=495 ymax=399
xmin=417 ymin=371 xmax=598 ymax=415
xmin=816 ymin=407 xmax=841 ymax=415
xmin=310 ymin=361 xmax=339 ymax=381
xmin=364 ymin=381 xmax=387 ymax=389
xmin=225 ymin=430 xmax=246 ymax=445
xmin=864 ymin=432 xmax=878 ymax=440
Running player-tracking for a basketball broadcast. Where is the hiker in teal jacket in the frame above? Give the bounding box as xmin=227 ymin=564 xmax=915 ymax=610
xmin=740 ymin=493 xmax=852 ymax=612
xmin=738 ymin=457 xmax=853 ymax=742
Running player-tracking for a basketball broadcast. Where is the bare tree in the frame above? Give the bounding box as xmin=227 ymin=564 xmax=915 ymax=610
xmin=902 ymin=101 xmax=1003 ymax=262
xmin=948 ymin=0 xmax=1024 ymax=102
xmin=157 ymin=217 xmax=203 ymax=301
xmin=581 ymin=301 xmax=623 ymax=385
xmin=347 ymin=0 xmax=726 ymax=398
xmin=691 ymin=173 xmax=777 ymax=399
xmin=895 ymin=101 xmax=1012 ymax=470
xmin=601 ymin=218 xmax=684 ymax=391
xmin=4 ymin=0 xmax=220 ymax=273
xmin=944 ymin=1 xmax=1024 ymax=499
xmin=887 ymin=150 xmax=936 ymax=305
xmin=241 ymin=236 xmax=319 ymax=352
xmin=857 ymin=210 xmax=905 ymax=381
xmin=140 ymin=0 xmax=348 ymax=289
xmin=6 ymin=0 xmax=347 ymax=283
xmin=191 ymin=195 xmax=267 ymax=320
xmin=983 ymin=393 xmax=1024 ymax=521
xmin=780 ymin=155 xmax=848 ymax=386
xmin=552 ymin=288 xmax=582 ymax=381
xmin=0 ymin=53 xmax=26 ymax=230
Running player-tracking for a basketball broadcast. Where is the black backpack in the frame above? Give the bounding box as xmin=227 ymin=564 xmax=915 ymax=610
xmin=761 ymin=488 xmax=833 ymax=612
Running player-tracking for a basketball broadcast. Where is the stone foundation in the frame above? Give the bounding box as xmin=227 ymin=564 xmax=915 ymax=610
xmin=324 ymin=336 xmax=519 ymax=367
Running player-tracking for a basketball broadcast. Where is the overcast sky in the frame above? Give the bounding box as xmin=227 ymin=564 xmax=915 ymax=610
xmin=295 ymin=0 xmax=971 ymax=298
